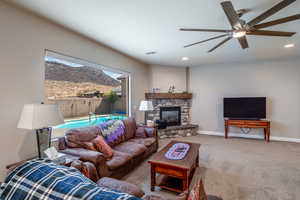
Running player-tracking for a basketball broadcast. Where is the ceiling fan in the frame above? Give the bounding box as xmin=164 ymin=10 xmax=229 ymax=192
xmin=180 ymin=0 xmax=300 ymax=52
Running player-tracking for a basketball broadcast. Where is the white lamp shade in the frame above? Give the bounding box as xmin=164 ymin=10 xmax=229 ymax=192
xmin=139 ymin=101 xmax=154 ymax=111
xmin=17 ymin=104 xmax=64 ymax=130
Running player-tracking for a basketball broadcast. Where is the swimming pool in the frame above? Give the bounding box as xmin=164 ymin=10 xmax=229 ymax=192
xmin=54 ymin=115 xmax=127 ymax=129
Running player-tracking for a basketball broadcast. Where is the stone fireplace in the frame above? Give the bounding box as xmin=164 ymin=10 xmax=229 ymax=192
xmin=145 ymin=93 xmax=199 ymax=138
xmin=160 ymin=106 xmax=181 ymax=126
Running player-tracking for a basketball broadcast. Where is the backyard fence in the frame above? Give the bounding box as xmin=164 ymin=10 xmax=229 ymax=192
xmin=47 ymin=97 xmax=126 ymax=118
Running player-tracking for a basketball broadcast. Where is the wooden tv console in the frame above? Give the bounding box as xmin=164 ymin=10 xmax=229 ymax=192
xmin=224 ymin=119 xmax=271 ymax=142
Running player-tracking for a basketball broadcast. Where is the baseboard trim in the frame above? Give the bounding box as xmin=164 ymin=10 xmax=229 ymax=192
xmin=199 ymin=131 xmax=300 ymax=143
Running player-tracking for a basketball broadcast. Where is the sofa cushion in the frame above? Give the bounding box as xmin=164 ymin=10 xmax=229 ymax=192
xmin=106 ymin=150 xmax=132 ymax=170
xmin=129 ymin=138 xmax=156 ymax=147
xmin=97 ymin=120 xmax=126 ymax=147
xmin=97 ymin=177 xmax=145 ymax=198
xmin=92 ymin=135 xmax=113 ymax=159
xmin=123 ymin=118 xmax=137 ymax=140
xmin=65 ymin=126 xmax=101 ymax=148
xmin=113 ymin=141 xmax=147 ymax=157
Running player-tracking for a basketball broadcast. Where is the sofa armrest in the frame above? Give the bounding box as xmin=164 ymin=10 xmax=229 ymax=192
xmin=145 ymin=127 xmax=158 ymax=147
xmin=60 ymin=148 xmax=105 ymax=167
xmin=71 ymin=160 xmax=99 ymax=182
xmin=60 ymin=148 xmax=110 ymax=178
xmin=152 ymin=127 xmax=158 ymax=139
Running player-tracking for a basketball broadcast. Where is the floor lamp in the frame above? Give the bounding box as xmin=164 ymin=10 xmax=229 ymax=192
xmin=139 ymin=100 xmax=154 ymax=125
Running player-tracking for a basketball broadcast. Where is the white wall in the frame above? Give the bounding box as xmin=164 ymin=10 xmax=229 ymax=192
xmin=149 ymin=65 xmax=187 ymax=92
xmin=0 ymin=2 xmax=149 ymax=180
xmin=190 ymin=58 xmax=300 ymax=139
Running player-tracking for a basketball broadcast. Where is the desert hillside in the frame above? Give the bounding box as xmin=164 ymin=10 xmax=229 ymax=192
xmin=45 ymin=61 xmax=120 ymax=99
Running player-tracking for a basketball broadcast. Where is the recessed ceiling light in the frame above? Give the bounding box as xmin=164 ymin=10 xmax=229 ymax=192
xmin=284 ymin=44 xmax=295 ymax=48
xmin=145 ymin=51 xmax=157 ymax=55
xmin=182 ymin=57 xmax=189 ymax=61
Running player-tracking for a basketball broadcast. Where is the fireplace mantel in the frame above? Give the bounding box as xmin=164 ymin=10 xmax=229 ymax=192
xmin=145 ymin=93 xmax=192 ymax=99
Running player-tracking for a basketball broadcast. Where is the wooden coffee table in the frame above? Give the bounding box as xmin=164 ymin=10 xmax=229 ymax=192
xmin=148 ymin=140 xmax=200 ymax=193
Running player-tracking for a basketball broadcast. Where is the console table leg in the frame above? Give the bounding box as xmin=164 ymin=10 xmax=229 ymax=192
xmin=225 ymin=124 xmax=228 ymax=139
xmin=267 ymin=128 xmax=271 ymax=142
xmin=182 ymin=171 xmax=189 ymax=192
xmin=264 ymin=128 xmax=267 ymax=141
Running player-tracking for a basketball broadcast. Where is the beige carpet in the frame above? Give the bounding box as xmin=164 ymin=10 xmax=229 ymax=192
xmin=122 ymin=135 xmax=300 ymax=200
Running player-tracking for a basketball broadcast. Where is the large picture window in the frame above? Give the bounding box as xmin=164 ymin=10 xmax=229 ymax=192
xmin=45 ymin=50 xmax=130 ymax=138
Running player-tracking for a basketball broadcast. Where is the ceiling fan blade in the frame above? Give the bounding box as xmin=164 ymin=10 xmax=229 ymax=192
xmin=253 ymin=14 xmax=300 ymax=29
xmin=247 ymin=30 xmax=296 ymax=37
xmin=221 ymin=1 xmax=241 ymax=28
xmin=237 ymin=36 xmax=249 ymax=49
xmin=248 ymin=0 xmax=296 ymax=26
xmin=208 ymin=37 xmax=232 ymax=53
xmin=180 ymin=28 xmax=232 ymax=33
xmin=184 ymin=34 xmax=228 ymax=48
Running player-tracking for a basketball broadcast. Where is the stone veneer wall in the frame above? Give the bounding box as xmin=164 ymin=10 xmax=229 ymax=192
xmin=147 ymin=99 xmax=191 ymax=125
xmin=146 ymin=98 xmax=199 ymax=138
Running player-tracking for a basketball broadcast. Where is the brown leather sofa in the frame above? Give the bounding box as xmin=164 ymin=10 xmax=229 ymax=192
xmin=58 ymin=118 xmax=158 ymax=179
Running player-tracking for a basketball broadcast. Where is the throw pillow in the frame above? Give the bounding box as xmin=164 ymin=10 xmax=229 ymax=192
xmin=136 ymin=126 xmax=147 ymax=138
xmin=187 ymin=179 xmax=207 ymax=200
xmin=97 ymin=120 xmax=126 ymax=147
xmin=145 ymin=127 xmax=155 ymax=137
xmin=92 ymin=135 xmax=113 ymax=159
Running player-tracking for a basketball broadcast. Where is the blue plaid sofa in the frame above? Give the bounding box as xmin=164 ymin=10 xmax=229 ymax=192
xmin=0 ymin=159 xmax=141 ymax=200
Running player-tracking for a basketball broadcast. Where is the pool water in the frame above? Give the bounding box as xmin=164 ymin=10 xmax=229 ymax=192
xmin=54 ymin=115 xmax=127 ymax=129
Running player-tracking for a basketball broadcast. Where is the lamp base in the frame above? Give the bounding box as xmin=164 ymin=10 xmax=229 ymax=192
xmin=36 ymin=128 xmax=52 ymax=159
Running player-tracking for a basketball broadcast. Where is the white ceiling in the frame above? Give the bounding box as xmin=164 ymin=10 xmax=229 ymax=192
xmin=8 ymin=0 xmax=300 ymax=67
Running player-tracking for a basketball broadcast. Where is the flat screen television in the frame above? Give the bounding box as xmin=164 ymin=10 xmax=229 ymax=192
xmin=224 ymin=97 xmax=266 ymax=119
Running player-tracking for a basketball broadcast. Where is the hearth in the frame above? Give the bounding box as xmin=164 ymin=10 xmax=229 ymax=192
xmin=160 ymin=106 xmax=181 ymax=126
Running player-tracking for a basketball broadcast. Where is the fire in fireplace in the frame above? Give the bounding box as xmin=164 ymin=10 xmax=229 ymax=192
xmin=160 ymin=106 xmax=181 ymax=126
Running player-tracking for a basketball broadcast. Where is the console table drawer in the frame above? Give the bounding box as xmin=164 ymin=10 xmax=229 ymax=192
xmin=227 ymin=121 xmax=245 ymax=125
xmin=246 ymin=121 xmax=269 ymax=126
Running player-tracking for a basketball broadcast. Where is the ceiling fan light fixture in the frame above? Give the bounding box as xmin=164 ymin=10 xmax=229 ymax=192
xmin=233 ymin=31 xmax=246 ymax=38
xmin=180 ymin=0 xmax=299 ymax=53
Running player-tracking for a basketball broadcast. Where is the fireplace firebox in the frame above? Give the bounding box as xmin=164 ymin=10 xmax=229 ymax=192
xmin=160 ymin=106 xmax=181 ymax=126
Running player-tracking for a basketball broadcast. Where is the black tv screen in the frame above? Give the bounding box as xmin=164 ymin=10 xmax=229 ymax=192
xmin=224 ymin=97 xmax=266 ymax=119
